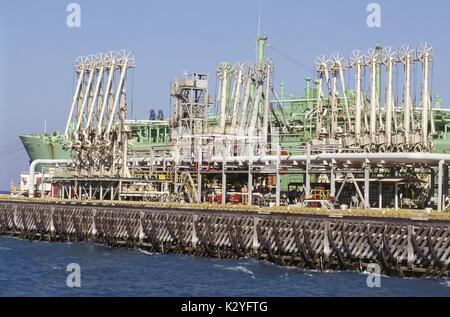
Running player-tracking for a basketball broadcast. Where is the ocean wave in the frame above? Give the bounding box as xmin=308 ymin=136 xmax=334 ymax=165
xmin=0 ymin=246 xmax=11 ymax=251
xmin=439 ymin=280 xmax=450 ymax=288
xmin=223 ymin=266 xmax=256 ymax=279
xmin=138 ymin=249 xmax=159 ymax=256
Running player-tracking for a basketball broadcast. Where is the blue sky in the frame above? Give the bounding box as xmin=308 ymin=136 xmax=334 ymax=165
xmin=1 ymin=0 xmax=450 ymax=189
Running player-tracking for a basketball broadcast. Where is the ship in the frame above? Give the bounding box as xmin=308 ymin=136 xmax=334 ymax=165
xmin=20 ymin=118 xmax=170 ymax=163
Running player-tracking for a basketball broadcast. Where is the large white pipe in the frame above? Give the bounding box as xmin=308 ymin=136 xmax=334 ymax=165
xmin=247 ymin=84 xmax=263 ymax=137
xmin=354 ymin=61 xmax=362 ymax=141
xmin=330 ymin=70 xmax=338 ymax=138
xmin=230 ymin=66 xmax=243 ymax=129
xmin=237 ymin=71 xmax=252 ymax=133
xmin=218 ymin=66 xmax=229 ymax=132
xmin=97 ymin=61 xmax=115 ymax=134
xmin=28 ymin=160 xmax=72 ymax=197
xmin=106 ymin=60 xmax=128 ymax=134
xmin=316 ymin=76 xmax=323 ymax=137
xmin=385 ymin=56 xmax=394 ymax=147
xmin=210 ymin=152 xmax=450 ymax=165
xmin=421 ymin=53 xmax=430 ymax=147
xmin=338 ymin=65 xmax=352 ymax=132
xmin=403 ymin=54 xmax=412 ymax=145
xmin=369 ymin=59 xmax=377 ymax=144
xmin=75 ymin=66 xmax=95 ymax=135
xmin=64 ymin=65 xmax=85 ymax=138
xmin=262 ymin=63 xmax=271 ymax=145
xmin=85 ymin=64 xmax=105 ymax=133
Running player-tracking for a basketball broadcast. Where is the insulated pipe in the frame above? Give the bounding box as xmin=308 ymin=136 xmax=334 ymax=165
xmin=354 ymin=60 xmax=362 ymax=141
xmin=403 ymin=54 xmax=412 ymax=145
xmin=421 ymin=52 xmax=430 ymax=147
xmin=209 ymin=152 xmax=450 ymax=165
xmin=230 ymin=66 xmax=243 ymax=129
xmin=316 ymin=76 xmax=324 ymax=137
xmin=97 ymin=61 xmax=115 ymax=133
xmin=247 ymin=84 xmax=263 ymax=137
xmin=369 ymin=58 xmax=378 ymax=143
xmin=262 ymin=63 xmax=271 ymax=145
xmin=28 ymin=160 xmax=72 ymax=197
xmin=75 ymin=65 xmax=96 ymax=135
xmin=134 ymin=151 xmax=450 ymax=166
xmin=65 ymin=65 xmax=85 ymax=138
xmin=330 ymin=70 xmax=338 ymax=138
xmin=338 ymin=65 xmax=352 ymax=132
xmin=106 ymin=60 xmax=128 ymax=134
xmin=85 ymin=63 xmax=105 ymax=133
xmin=237 ymin=72 xmax=252 ymax=133
xmin=218 ymin=66 xmax=229 ymax=132
xmin=385 ymin=56 xmax=394 ymax=147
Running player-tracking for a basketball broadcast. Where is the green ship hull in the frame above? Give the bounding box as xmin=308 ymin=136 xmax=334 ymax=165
xmin=19 ymin=120 xmax=170 ymax=163
xmin=19 ymin=134 xmax=70 ymax=162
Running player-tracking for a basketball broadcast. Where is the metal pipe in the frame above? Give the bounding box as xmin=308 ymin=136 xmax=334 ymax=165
xmin=421 ymin=52 xmax=430 ymax=147
xmin=275 ymin=143 xmax=281 ymax=206
xmin=85 ymin=63 xmax=105 ymax=133
xmin=262 ymin=63 xmax=271 ymax=145
xmin=364 ymin=165 xmax=370 ymax=209
xmin=230 ymin=66 xmax=243 ymax=129
xmin=385 ymin=56 xmax=394 ymax=147
xmin=354 ymin=60 xmax=362 ymax=141
xmin=369 ymin=59 xmax=377 ymax=144
xmin=210 ymin=152 xmax=450 ymax=164
xmin=330 ymin=69 xmax=338 ymax=138
xmin=403 ymin=53 xmax=412 ymax=145
xmin=75 ymin=65 xmax=95 ymax=135
xmin=28 ymin=160 xmax=72 ymax=197
xmin=438 ymin=160 xmax=444 ymax=211
xmin=247 ymin=84 xmax=263 ymax=137
xmin=316 ymin=77 xmax=323 ymax=137
xmin=338 ymin=65 xmax=352 ymax=132
xmin=97 ymin=61 xmax=115 ymax=133
xmin=65 ymin=65 xmax=85 ymax=138
xmin=218 ymin=65 xmax=229 ymax=132
xmin=106 ymin=60 xmax=128 ymax=134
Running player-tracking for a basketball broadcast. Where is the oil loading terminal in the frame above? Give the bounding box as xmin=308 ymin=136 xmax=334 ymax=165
xmin=1 ymin=37 xmax=450 ymax=278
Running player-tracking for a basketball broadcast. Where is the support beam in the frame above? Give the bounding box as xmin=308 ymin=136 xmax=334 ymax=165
xmin=330 ymin=164 xmax=336 ymax=197
xmin=335 ymin=173 xmax=349 ymax=200
xmin=275 ymin=143 xmax=281 ymax=207
xmin=438 ymin=160 xmax=444 ymax=211
xmin=378 ymin=182 xmax=383 ymax=209
xmin=350 ymin=173 xmax=365 ymax=208
xmin=248 ymin=163 xmax=253 ymax=206
xmin=197 ymin=146 xmax=202 ymax=203
xmin=222 ymin=144 xmax=227 ymax=205
xmin=364 ymin=165 xmax=370 ymax=209
xmin=394 ymin=183 xmax=399 ymax=211
xmin=305 ymin=143 xmax=311 ymax=195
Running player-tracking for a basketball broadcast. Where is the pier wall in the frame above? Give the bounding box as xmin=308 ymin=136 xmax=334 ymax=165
xmin=0 ymin=201 xmax=449 ymax=277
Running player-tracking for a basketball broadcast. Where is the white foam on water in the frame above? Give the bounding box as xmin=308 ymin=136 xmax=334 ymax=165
xmin=138 ymin=249 xmax=159 ymax=256
xmin=439 ymin=280 xmax=450 ymax=288
xmin=225 ymin=265 xmax=255 ymax=276
xmin=213 ymin=264 xmax=256 ymax=278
